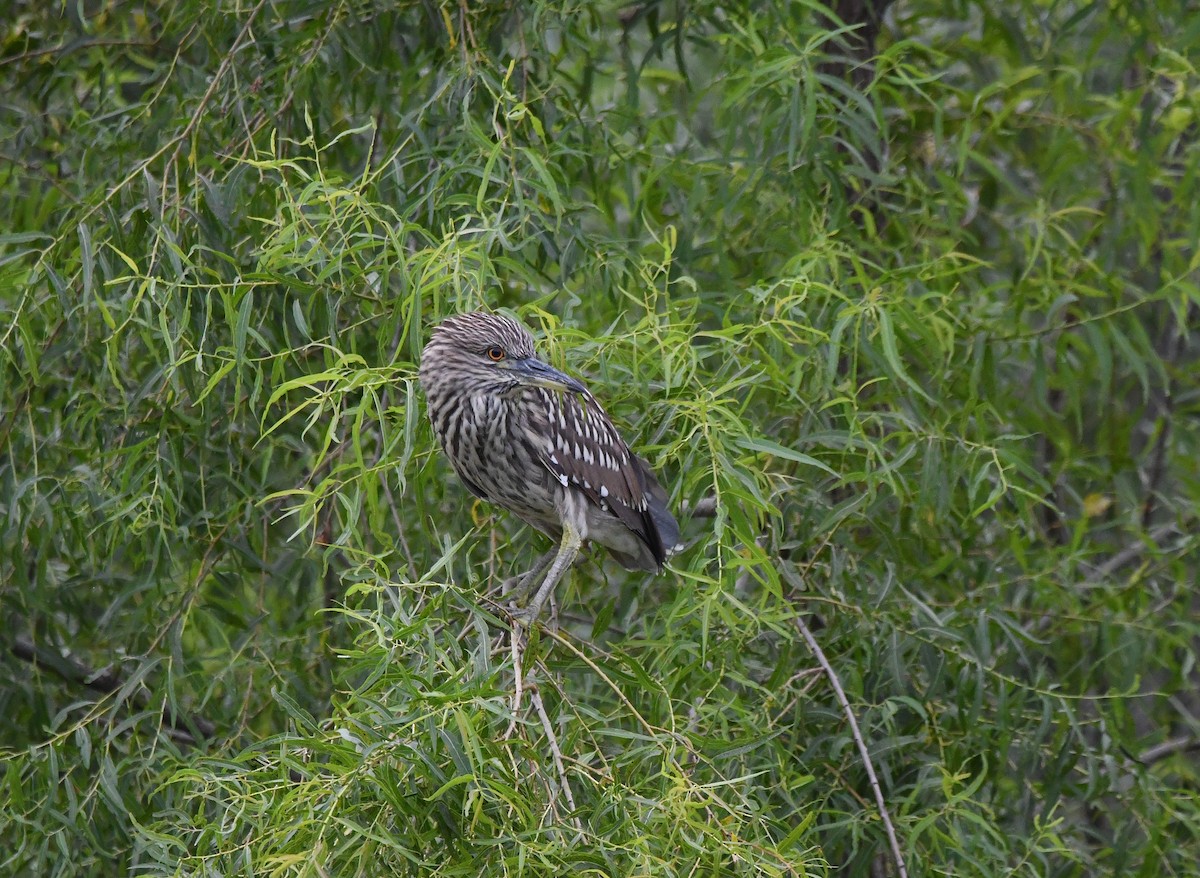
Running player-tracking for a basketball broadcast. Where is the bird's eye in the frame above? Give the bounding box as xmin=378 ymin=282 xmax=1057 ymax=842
xmin=486 ymin=346 xmax=505 ymax=361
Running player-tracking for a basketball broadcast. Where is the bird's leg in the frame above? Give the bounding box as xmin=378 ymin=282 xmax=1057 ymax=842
xmin=516 ymin=525 xmax=581 ymax=625
xmin=501 ymin=548 xmax=556 ymax=601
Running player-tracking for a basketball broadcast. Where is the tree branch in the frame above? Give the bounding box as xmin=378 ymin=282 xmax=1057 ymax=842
xmin=789 ymin=609 xmax=909 ymax=878
xmin=9 ymin=635 xmax=215 ymax=745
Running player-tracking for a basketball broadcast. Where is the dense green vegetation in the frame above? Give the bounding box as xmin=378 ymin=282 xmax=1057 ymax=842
xmin=3 ymin=1 xmax=1198 ymax=875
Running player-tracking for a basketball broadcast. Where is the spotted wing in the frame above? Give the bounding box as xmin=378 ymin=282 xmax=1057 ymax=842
xmin=529 ymin=387 xmax=672 ymax=567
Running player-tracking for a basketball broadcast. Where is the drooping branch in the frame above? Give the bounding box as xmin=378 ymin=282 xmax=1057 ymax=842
xmin=789 ymin=607 xmax=909 ymax=878
xmin=9 ymin=635 xmax=216 ymax=744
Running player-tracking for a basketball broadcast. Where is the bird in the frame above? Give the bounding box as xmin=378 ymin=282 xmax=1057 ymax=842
xmin=418 ymin=311 xmax=680 ymax=624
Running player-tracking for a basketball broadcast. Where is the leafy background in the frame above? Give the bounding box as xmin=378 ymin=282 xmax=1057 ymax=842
xmin=2 ymin=0 xmax=1198 ymax=875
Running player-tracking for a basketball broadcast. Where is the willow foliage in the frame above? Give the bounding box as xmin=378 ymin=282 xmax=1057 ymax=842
xmin=2 ymin=1 xmax=1198 ymax=876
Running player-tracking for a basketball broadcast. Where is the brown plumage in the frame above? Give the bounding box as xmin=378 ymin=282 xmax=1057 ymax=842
xmin=419 ymin=311 xmax=679 ymax=622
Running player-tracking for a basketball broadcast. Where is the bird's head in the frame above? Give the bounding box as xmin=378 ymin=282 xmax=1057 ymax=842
xmin=419 ymin=312 xmax=586 ymax=398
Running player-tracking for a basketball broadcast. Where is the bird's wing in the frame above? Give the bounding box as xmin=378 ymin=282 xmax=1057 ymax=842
xmin=528 ymin=388 xmax=669 ymax=566
xmin=635 ymin=454 xmax=681 ymax=554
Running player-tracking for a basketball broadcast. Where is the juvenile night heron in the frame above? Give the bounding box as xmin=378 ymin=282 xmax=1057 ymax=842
xmin=419 ymin=312 xmax=679 ymax=624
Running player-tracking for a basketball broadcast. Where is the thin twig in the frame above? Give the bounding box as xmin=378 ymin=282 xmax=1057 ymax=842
xmin=504 ymin=626 xmax=526 ymax=739
xmin=530 ymin=685 xmax=582 ymax=830
xmin=790 ymin=611 xmax=908 ymax=878
xmin=1136 ymin=735 xmax=1200 ymax=766
xmin=1027 ymin=522 xmax=1189 ymax=635
xmin=0 ymin=38 xmax=156 ymax=67
xmin=535 ymin=623 xmax=659 ymax=740
xmin=1139 ymin=291 xmax=1192 ymax=528
xmin=168 ymin=0 xmax=271 ymax=165
xmin=478 ymin=594 xmax=664 ymax=742
xmin=1081 ymin=522 xmax=1181 ymax=585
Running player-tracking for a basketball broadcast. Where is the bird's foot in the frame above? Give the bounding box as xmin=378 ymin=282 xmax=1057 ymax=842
xmin=507 ymin=595 xmax=557 ymax=631
xmin=508 ymin=604 xmax=537 ymax=628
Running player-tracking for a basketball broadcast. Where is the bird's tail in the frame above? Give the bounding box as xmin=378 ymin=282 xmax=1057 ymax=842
xmin=637 ymin=456 xmax=681 ymax=563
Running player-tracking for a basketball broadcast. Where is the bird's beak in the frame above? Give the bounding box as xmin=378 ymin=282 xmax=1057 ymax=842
xmin=508 ymin=357 xmax=587 ymax=393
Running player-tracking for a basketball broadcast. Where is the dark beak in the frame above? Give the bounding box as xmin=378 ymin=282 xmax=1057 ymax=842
xmin=508 ymin=357 xmax=587 ymax=394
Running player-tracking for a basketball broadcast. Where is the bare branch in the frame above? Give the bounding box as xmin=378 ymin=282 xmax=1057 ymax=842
xmin=789 ymin=611 xmax=908 ymax=878
xmin=1081 ymin=522 xmax=1183 ymax=585
xmin=1137 ymin=736 xmax=1200 ymax=766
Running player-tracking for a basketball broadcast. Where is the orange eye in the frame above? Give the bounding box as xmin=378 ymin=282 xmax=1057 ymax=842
xmin=486 ymin=346 xmax=505 ymax=361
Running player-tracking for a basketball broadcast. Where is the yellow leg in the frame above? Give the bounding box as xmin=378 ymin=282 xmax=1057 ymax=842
xmin=504 ymin=548 xmax=556 ymax=602
xmin=517 ymin=525 xmax=581 ymax=625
